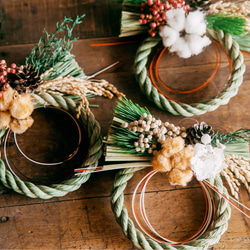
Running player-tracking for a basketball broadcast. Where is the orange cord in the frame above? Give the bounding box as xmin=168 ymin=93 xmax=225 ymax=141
xmin=241 ymin=50 xmax=250 ymax=57
xmin=149 ymin=41 xmax=233 ymax=102
xmin=154 ymin=41 xmax=219 ymax=94
xmin=91 ymin=41 xmax=139 ymax=46
xmin=203 ymin=179 xmax=250 ymax=219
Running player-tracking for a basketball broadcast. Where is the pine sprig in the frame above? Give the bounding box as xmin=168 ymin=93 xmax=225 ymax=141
xmin=114 ymin=97 xmax=150 ymax=122
xmin=206 ymin=14 xmax=247 ymax=36
xmin=105 ymin=98 xmax=156 ymax=157
xmin=25 ymin=15 xmax=85 ymax=75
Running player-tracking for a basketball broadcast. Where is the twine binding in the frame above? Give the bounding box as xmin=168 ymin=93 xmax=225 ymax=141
xmin=134 ymin=29 xmax=246 ymax=116
xmin=0 ymin=92 xmax=103 ymax=199
xmin=111 ymin=167 xmax=231 ymax=249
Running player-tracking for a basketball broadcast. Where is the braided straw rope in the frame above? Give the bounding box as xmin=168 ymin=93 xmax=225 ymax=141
xmin=111 ymin=167 xmax=231 ymax=249
xmin=0 ymin=91 xmax=103 ymax=199
xmin=134 ymin=29 xmax=246 ymax=116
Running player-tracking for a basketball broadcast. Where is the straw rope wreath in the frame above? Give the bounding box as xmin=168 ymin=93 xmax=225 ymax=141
xmin=0 ymin=91 xmax=103 ymax=199
xmin=134 ymin=28 xmax=246 ymax=116
xmin=111 ymin=167 xmax=231 ymax=249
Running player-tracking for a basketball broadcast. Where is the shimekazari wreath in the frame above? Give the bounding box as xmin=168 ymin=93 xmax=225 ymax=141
xmin=119 ymin=0 xmax=250 ymax=116
xmin=98 ymin=98 xmax=250 ymax=249
xmin=0 ymin=16 xmax=123 ymax=199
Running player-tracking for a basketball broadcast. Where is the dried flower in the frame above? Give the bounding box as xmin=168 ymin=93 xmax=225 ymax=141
xmin=191 ymin=134 xmax=227 ymax=181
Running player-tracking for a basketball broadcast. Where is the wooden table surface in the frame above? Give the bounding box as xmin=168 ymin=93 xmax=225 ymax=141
xmin=0 ymin=0 xmax=250 ymax=249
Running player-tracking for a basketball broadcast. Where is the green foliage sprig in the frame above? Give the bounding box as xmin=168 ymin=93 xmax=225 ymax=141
xmin=114 ymin=97 xmax=150 ymax=122
xmin=106 ymin=98 xmax=154 ymax=156
xmin=206 ymin=14 xmax=247 ymax=36
xmin=25 ymin=15 xmax=85 ymax=75
xmin=212 ymin=128 xmax=250 ymax=145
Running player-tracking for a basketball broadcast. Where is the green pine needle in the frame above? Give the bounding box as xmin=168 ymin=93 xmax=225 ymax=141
xmin=206 ymin=14 xmax=247 ymax=36
xmin=106 ymin=98 xmax=157 ymax=156
xmin=212 ymin=128 xmax=250 ymax=145
xmin=114 ymin=97 xmax=150 ymax=122
xmin=25 ymin=15 xmax=85 ymax=76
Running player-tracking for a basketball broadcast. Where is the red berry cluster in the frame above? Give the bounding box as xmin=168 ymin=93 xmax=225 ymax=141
xmin=0 ymin=60 xmax=19 ymax=96
xmin=139 ymin=0 xmax=190 ymax=37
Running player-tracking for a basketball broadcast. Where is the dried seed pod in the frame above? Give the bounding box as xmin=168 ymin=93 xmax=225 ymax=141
xmin=9 ymin=116 xmax=34 ymax=134
xmin=0 ymin=87 xmax=14 ymax=111
xmin=171 ymin=146 xmax=194 ymax=171
xmin=10 ymin=93 xmax=34 ymax=119
xmin=0 ymin=111 xmax=11 ymax=129
xmin=151 ymin=151 xmax=172 ymax=172
xmin=161 ymin=136 xmax=185 ymax=157
xmin=168 ymin=168 xmax=193 ymax=186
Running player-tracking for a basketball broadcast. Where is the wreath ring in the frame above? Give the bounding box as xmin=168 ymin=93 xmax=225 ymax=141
xmin=0 ymin=91 xmax=103 ymax=199
xmin=134 ymin=29 xmax=246 ymax=116
xmin=111 ymin=167 xmax=231 ymax=249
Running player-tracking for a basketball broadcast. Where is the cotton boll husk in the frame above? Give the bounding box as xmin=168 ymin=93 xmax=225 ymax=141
xmin=10 ymin=93 xmax=34 ymax=119
xmin=185 ymin=11 xmax=207 ymax=36
xmin=170 ymin=37 xmax=192 ymax=58
xmin=159 ymin=26 xmax=179 ymax=47
xmin=151 ymin=151 xmax=172 ymax=172
xmin=168 ymin=168 xmax=193 ymax=186
xmin=165 ymin=9 xmax=186 ymax=32
xmin=0 ymin=111 xmax=11 ymax=129
xmin=171 ymin=146 xmax=194 ymax=171
xmin=9 ymin=116 xmax=34 ymax=134
xmin=186 ymin=34 xmax=211 ymax=56
xmin=161 ymin=136 xmax=185 ymax=157
xmin=0 ymin=87 xmax=14 ymax=111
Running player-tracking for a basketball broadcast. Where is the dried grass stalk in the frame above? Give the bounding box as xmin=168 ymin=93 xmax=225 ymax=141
xmin=38 ymin=76 xmax=124 ymax=117
xmin=221 ymin=154 xmax=250 ymax=199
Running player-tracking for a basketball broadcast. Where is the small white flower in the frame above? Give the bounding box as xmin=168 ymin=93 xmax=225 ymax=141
xmin=159 ymin=9 xmax=211 ymax=58
xmin=201 ymin=134 xmax=212 ymax=145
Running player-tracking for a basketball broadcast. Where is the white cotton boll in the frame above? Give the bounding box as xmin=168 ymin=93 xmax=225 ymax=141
xmin=186 ymin=34 xmax=211 ymax=56
xmin=169 ymin=37 xmax=191 ymax=58
xmin=185 ymin=11 xmax=206 ymax=36
xmin=165 ymin=9 xmax=186 ymax=32
xmin=177 ymin=48 xmax=192 ymax=59
xmin=159 ymin=26 xmax=179 ymax=47
xmin=170 ymin=37 xmax=192 ymax=58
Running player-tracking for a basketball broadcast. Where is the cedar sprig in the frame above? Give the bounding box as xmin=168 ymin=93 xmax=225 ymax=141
xmin=25 ymin=15 xmax=85 ymax=75
xmin=212 ymin=128 xmax=250 ymax=146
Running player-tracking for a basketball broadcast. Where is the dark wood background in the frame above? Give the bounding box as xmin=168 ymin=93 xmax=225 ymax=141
xmin=0 ymin=0 xmax=250 ymax=249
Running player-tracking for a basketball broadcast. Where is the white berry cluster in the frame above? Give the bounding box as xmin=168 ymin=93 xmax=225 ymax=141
xmin=121 ymin=113 xmax=187 ymax=154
